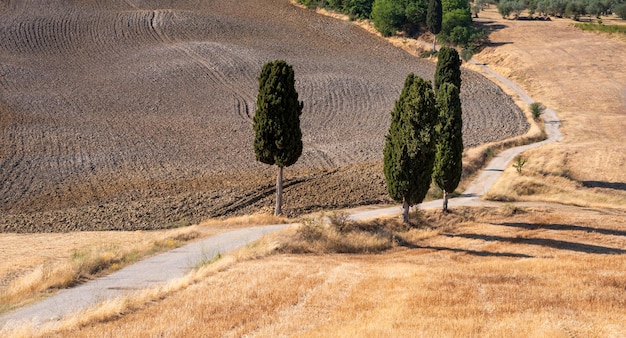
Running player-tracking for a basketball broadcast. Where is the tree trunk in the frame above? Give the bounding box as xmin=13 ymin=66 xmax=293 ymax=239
xmin=432 ymin=35 xmax=437 ymax=51
xmin=275 ymin=166 xmax=283 ymax=216
xmin=402 ymin=197 xmax=410 ymax=224
xmin=442 ymin=190 xmax=449 ymax=213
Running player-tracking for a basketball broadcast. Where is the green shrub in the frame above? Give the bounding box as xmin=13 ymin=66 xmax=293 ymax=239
xmin=615 ymin=3 xmax=626 ymax=19
xmin=512 ymin=155 xmax=528 ymax=174
xmin=461 ymin=47 xmax=475 ymax=61
xmin=372 ymin=0 xmax=404 ymax=36
xmin=530 ymin=102 xmax=546 ymax=121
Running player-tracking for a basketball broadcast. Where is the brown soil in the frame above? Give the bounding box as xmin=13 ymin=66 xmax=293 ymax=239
xmin=0 ymin=0 xmax=527 ymax=232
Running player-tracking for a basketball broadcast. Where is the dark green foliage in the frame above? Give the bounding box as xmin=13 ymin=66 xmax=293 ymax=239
xmin=344 ymin=0 xmax=375 ymax=18
xmin=439 ymin=8 xmax=485 ymax=47
xmin=434 ymin=47 xmax=462 ymax=92
xmin=371 ymin=0 xmax=430 ymax=37
xmin=616 ymin=3 xmax=626 ymax=19
xmin=427 ymin=0 xmax=443 ymax=35
xmin=383 ymin=74 xmax=438 ymax=208
xmin=565 ymin=1 xmax=587 ymax=19
xmin=530 ymin=102 xmax=546 ymax=121
xmin=497 ymin=0 xmax=515 ymax=17
xmin=433 ymin=83 xmax=463 ymax=199
xmin=441 ymin=8 xmax=472 ymax=35
xmin=404 ymin=0 xmax=430 ymax=36
xmin=442 ymin=0 xmax=470 ymax=12
xmin=253 ymin=60 xmax=303 ymax=168
xmin=372 ymin=0 xmax=405 ymax=36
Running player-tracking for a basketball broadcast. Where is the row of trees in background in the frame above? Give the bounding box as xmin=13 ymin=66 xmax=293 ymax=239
xmin=298 ymin=0 xmax=625 ymax=58
xmin=297 ymin=0 xmax=484 ymax=53
xmin=254 ymin=50 xmax=463 ymax=221
xmin=493 ymin=0 xmax=626 ymax=19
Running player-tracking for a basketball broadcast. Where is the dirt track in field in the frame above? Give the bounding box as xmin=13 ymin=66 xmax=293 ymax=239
xmin=0 ymin=0 xmax=528 ymax=232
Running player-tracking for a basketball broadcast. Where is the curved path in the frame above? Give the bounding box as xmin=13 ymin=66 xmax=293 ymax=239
xmin=0 ymin=27 xmax=563 ymax=338
xmin=0 ymin=225 xmax=291 ymax=330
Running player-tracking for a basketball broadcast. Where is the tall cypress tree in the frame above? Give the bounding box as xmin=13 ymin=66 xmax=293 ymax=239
xmin=433 ymin=83 xmax=463 ymax=212
xmin=253 ymin=60 xmax=303 ymax=216
xmin=434 ymin=46 xmax=462 ymax=92
xmin=384 ymin=74 xmax=438 ymax=223
xmin=427 ymin=0 xmax=443 ymax=51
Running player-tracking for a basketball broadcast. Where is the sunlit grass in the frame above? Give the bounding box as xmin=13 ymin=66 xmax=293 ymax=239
xmin=15 ymin=206 xmax=624 ymax=337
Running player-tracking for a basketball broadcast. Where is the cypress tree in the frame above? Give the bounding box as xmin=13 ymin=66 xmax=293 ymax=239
xmin=427 ymin=0 xmax=443 ymax=51
xmin=433 ymin=83 xmax=463 ymax=212
xmin=253 ymin=60 xmax=303 ymax=216
xmin=434 ymin=46 xmax=462 ymax=92
xmin=384 ymin=74 xmax=438 ymax=223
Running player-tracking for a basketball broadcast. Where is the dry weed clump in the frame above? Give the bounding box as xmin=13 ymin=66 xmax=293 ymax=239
xmin=276 ymin=209 xmax=480 ymax=255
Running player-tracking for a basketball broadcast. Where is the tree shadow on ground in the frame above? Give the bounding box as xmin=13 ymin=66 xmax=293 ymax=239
xmin=497 ymin=222 xmax=626 ymax=237
xmin=582 ymin=180 xmax=626 ymax=192
xmin=450 ymin=233 xmax=626 ymax=254
xmin=472 ymin=20 xmax=513 ymax=51
xmin=474 ymin=20 xmax=508 ymax=33
xmin=395 ymin=237 xmax=533 ymax=258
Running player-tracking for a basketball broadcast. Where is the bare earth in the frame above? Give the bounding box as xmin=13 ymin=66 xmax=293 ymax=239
xmin=0 ymin=0 xmax=528 ymax=232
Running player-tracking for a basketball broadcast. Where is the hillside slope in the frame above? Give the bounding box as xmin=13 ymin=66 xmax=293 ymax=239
xmin=0 ymin=0 xmax=527 ymax=231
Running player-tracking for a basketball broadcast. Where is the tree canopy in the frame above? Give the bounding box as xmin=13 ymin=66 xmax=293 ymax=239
xmin=254 ymin=60 xmax=303 ymax=168
xmin=383 ymin=73 xmax=438 ymax=222
xmin=253 ymin=60 xmax=303 ymax=215
xmin=434 ymin=46 xmax=462 ymax=91
xmin=433 ymin=83 xmax=463 ymax=212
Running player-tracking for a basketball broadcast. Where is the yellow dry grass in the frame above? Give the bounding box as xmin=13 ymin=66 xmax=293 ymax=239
xmin=0 ymin=226 xmax=217 ymax=314
xmin=472 ymin=8 xmax=626 ymax=207
xmin=20 ymin=205 xmax=625 ymax=337
xmin=3 ymin=5 xmax=625 ymax=337
xmin=0 ymin=212 xmax=288 ymax=315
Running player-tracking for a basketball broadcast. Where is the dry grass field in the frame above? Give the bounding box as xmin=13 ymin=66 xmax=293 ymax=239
xmin=471 ymin=8 xmax=626 ymax=208
xmin=15 ymin=205 xmax=624 ymax=337
xmin=0 ymin=0 xmax=528 ymax=232
xmin=2 ymin=1 xmax=626 ymax=337
xmin=0 ymin=213 xmax=286 ymax=315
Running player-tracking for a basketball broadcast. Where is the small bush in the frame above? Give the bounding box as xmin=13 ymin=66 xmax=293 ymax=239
xmin=459 ymin=47 xmax=471 ymax=61
xmin=328 ymin=211 xmax=352 ymax=233
xmin=512 ymin=155 xmax=528 ymax=174
xmin=297 ymin=219 xmax=325 ymax=242
xmin=530 ymin=102 xmax=545 ymax=121
xmin=420 ymin=50 xmax=438 ymax=58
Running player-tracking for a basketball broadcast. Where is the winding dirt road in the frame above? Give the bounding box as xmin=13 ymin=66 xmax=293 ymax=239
xmin=0 ymin=68 xmax=561 ymax=330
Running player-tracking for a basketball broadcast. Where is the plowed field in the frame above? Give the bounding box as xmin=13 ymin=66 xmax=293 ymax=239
xmin=0 ymin=0 xmax=528 ymax=232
